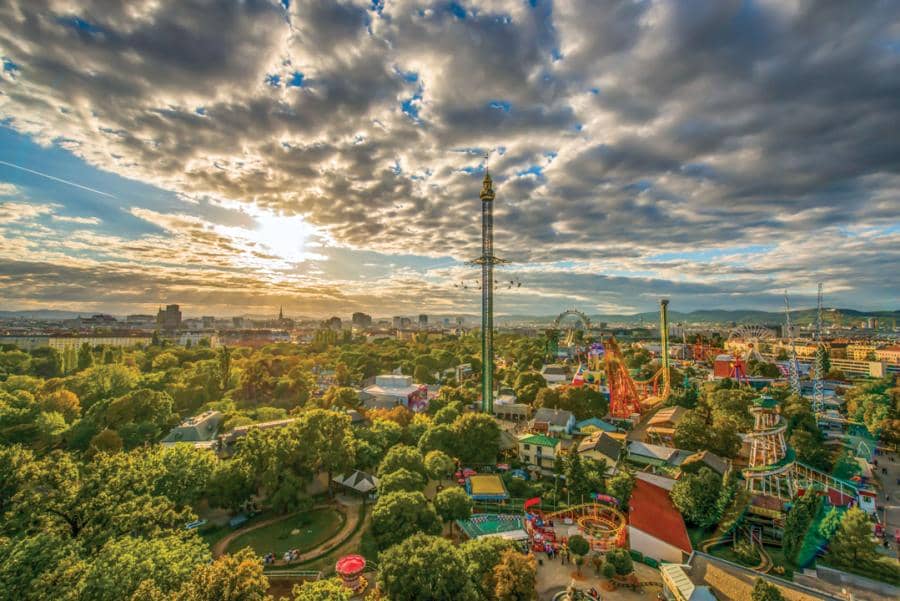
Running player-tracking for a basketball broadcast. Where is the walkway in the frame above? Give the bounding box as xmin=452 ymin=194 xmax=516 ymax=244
xmin=212 ymin=495 xmax=363 ymax=563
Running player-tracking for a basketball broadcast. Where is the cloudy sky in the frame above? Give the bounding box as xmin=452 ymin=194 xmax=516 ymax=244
xmin=0 ymin=0 xmax=897 ymax=318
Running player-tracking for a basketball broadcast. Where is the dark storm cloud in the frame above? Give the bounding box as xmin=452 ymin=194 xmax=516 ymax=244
xmin=0 ymin=0 xmax=897 ymax=312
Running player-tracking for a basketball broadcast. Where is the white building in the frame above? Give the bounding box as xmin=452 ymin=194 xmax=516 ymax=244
xmin=362 ymin=375 xmax=427 ymax=411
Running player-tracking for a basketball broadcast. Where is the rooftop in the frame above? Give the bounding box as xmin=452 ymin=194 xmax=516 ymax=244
xmin=629 ymin=478 xmax=692 ymax=554
xmin=532 ymin=407 xmax=574 ymax=426
xmin=518 ymin=433 xmax=559 ymax=448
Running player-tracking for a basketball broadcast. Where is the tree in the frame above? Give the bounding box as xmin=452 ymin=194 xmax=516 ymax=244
xmin=208 ymin=459 xmax=255 ymax=512
xmin=824 ymin=506 xmax=878 ymax=567
xmin=291 ymin=578 xmax=351 ymax=601
xmin=217 ymin=346 xmax=232 ymax=392
xmin=41 ymin=389 xmax=81 ymax=422
xmin=378 ymin=468 xmax=426 ymax=495
xmin=424 ymin=450 xmax=455 ymax=480
xmin=334 ymin=362 xmax=353 ymax=387
xmin=534 ymin=387 xmax=560 ymax=409
xmin=492 ymin=549 xmax=537 ymax=601
xmin=433 ymin=487 xmax=473 ymax=525
xmin=28 ymin=348 xmax=62 ymax=378
xmin=152 ymin=352 xmax=180 ymax=371
xmin=321 ymin=386 xmax=359 ymax=410
xmin=452 ymin=413 xmax=500 ymax=464
xmin=155 ymin=444 xmax=217 ymax=507
xmin=103 ymin=389 xmax=176 ymax=448
xmin=377 ymin=444 xmax=426 ymax=479
xmin=671 ymin=467 xmax=723 ymax=527
xmin=561 ymin=451 xmax=605 ymax=501
xmin=604 ymin=548 xmax=633 ymax=576
xmin=88 ymin=429 xmax=123 ymax=456
xmin=417 ymin=424 xmax=456 ymax=455
xmin=460 ymin=536 xmax=515 ymax=599
xmin=0 ymin=445 xmax=34 ymax=522
xmin=789 ymin=429 xmax=829 ymax=470
xmin=818 ymin=506 xmax=843 ymax=541
xmin=80 ymin=535 xmax=208 ymax=601
xmin=293 ymin=409 xmax=356 ymax=492
xmin=606 ymin=470 xmax=635 ymax=505
xmin=783 ymin=491 xmax=820 ymax=560
xmin=377 ymin=534 xmax=476 ymax=601
xmin=751 ymin=578 xmax=785 ymax=601
xmin=76 ymin=343 xmax=94 ymax=371
xmin=165 ymin=548 xmax=269 ymax=601
xmin=513 ymin=371 xmax=546 ymax=404
xmin=433 ymin=404 xmax=461 ymax=425
xmin=371 ymin=491 xmax=441 ymax=550
xmin=567 ymin=535 xmax=590 ymax=575
xmin=414 ymin=364 xmax=436 ymax=385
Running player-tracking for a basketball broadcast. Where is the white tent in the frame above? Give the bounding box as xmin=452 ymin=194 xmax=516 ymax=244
xmin=333 ymin=470 xmax=379 ymax=493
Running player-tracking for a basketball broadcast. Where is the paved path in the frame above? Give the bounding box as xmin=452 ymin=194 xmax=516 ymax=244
xmin=213 ymin=496 xmax=362 ymax=563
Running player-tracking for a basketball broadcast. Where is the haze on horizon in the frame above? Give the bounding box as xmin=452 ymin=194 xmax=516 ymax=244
xmin=0 ymin=1 xmax=898 ymax=318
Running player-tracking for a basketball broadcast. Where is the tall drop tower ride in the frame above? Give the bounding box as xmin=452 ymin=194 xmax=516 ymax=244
xmin=475 ymin=168 xmax=500 ymax=413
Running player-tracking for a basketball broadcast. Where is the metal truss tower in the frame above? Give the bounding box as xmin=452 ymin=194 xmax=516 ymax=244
xmin=812 ymin=283 xmax=825 ymax=415
xmin=474 ymin=168 xmax=504 ymax=414
xmin=783 ymin=291 xmax=801 ymax=397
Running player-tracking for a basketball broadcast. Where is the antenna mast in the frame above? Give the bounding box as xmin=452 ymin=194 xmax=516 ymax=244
xmin=783 ymin=291 xmax=801 ymax=397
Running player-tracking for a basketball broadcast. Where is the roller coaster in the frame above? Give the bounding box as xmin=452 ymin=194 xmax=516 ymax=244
xmin=526 ymin=502 xmax=628 ymax=553
xmin=605 ymin=299 xmax=673 ymax=419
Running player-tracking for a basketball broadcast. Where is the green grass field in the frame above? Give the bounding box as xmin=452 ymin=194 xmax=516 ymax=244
xmin=225 ymin=508 xmax=345 ymax=556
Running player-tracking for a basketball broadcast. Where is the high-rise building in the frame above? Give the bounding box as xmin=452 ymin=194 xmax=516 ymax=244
xmin=156 ymin=304 xmax=182 ymax=331
xmin=400 ymin=317 xmax=412 ymax=329
xmin=392 ymin=316 xmax=402 ymax=329
xmin=325 ymin=316 xmax=342 ymax=330
xmin=352 ymin=312 xmax=373 ymax=328
xmin=418 ymin=314 xmax=428 ymax=328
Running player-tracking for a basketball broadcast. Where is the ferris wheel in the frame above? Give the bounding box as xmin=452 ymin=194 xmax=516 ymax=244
xmin=728 ymin=325 xmax=775 ymax=362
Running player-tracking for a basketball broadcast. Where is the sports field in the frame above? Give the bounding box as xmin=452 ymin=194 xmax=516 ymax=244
xmin=457 ymin=513 xmax=525 ymax=539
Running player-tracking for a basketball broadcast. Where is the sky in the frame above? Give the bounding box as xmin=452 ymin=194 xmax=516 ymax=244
xmin=0 ymin=0 xmax=898 ymax=318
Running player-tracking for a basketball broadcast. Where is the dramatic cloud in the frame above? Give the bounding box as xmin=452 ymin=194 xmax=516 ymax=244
xmin=0 ymin=0 xmax=897 ymax=316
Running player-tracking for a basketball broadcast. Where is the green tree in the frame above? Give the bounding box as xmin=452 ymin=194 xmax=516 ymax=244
xmin=103 ymin=389 xmax=176 ymax=448
xmin=88 ymin=429 xmax=124 ymax=456
xmin=818 ymin=507 xmax=843 ymax=541
xmin=293 ymin=409 xmax=356 ymax=491
xmin=605 ymin=547 xmax=633 ymax=576
xmin=513 ymin=371 xmax=546 ymax=404
xmin=152 ymin=352 xmax=180 ymax=370
xmin=291 ymin=578 xmax=351 ymax=601
xmin=452 ymin=413 xmax=500 ymax=464
xmin=414 ymin=364 xmax=436 ymax=384
xmin=0 ymin=445 xmax=34 ymax=523
xmin=371 ymin=491 xmax=441 ymax=550
xmin=424 ymin=449 xmax=455 ymax=480
xmin=217 ymin=346 xmax=232 ymax=392
xmin=155 ymin=444 xmax=217 ymax=507
xmin=378 ymin=533 xmax=476 ymax=601
xmin=40 ymin=389 xmax=81 ymax=422
xmin=823 ymin=506 xmax=877 ymax=567
xmin=77 ymin=343 xmax=94 ymax=371
xmin=751 ymin=578 xmax=785 ymax=601
xmin=606 ymin=470 xmax=635 ymax=505
xmin=783 ymin=491 xmax=820 ymax=560
xmin=417 ymin=424 xmax=456 ymax=455
xmin=80 ymin=535 xmax=208 ymax=601
xmin=378 ymin=468 xmax=426 ymax=495
xmin=493 ymin=548 xmax=537 ymax=601
xmin=320 ymin=386 xmax=359 ymax=410
xmin=670 ymin=467 xmax=723 ymax=527
xmin=567 ymin=534 xmax=590 ymax=575
xmin=208 ymin=459 xmax=255 ymax=512
xmin=433 ymin=404 xmax=461 ymax=425
xmin=174 ymin=548 xmax=269 ymax=601
xmin=460 ymin=536 xmax=515 ymax=599
xmin=377 ymin=444 xmax=426 ymax=479
xmin=28 ymin=348 xmax=62 ymax=378
xmin=433 ymin=486 xmax=473 ymax=525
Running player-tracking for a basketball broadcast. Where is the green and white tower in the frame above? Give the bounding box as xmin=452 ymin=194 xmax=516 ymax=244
xmin=475 ymin=168 xmax=499 ymax=413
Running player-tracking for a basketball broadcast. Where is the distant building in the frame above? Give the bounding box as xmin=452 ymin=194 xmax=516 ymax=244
xmin=418 ymin=314 xmax=428 ymax=328
xmin=540 ymin=364 xmax=569 ymax=384
xmin=530 ymin=407 xmax=576 ymax=436
xmin=392 ymin=316 xmax=402 ymax=329
xmin=0 ymin=335 xmax=50 ymax=351
xmin=126 ymin=314 xmax=156 ymax=325
xmin=325 ymin=316 xmax=342 ymax=330
xmin=352 ymin=312 xmax=372 ymax=328
xmin=516 ymin=433 xmax=560 ymax=474
xmin=47 ymin=335 xmax=152 ymax=352
xmin=400 ymin=317 xmax=412 ymax=328
xmin=162 ymin=411 xmax=223 ymax=449
xmin=874 ymin=345 xmax=900 ymax=365
xmin=201 ymin=316 xmax=215 ymax=329
xmin=177 ymin=331 xmax=219 ymax=348
xmin=156 ymin=304 xmax=182 ymax=331
xmin=232 ymin=316 xmax=245 ymax=328
xmin=362 ymin=375 xmax=427 ymax=411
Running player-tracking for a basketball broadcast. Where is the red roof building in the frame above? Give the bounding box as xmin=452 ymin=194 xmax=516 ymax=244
xmin=628 ymin=479 xmax=692 ymax=563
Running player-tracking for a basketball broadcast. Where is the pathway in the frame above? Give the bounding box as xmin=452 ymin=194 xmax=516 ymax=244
xmin=212 ymin=495 xmax=362 ymax=562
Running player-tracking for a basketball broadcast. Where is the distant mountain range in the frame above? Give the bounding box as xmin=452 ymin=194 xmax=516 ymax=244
xmin=499 ymin=308 xmax=899 ymax=327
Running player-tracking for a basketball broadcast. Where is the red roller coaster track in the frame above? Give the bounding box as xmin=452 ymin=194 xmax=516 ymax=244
xmin=604 ymin=338 xmax=644 ymax=419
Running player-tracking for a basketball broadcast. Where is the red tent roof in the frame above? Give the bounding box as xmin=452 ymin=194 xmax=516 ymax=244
xmin=628 ymin=479 xmax=692 ymax=554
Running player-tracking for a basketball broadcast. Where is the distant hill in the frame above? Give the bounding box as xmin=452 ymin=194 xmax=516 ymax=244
xmin=0 ymin=310 xmax=87 ymax=320
xmin=500 ymin=308 xmax=899 ymax=327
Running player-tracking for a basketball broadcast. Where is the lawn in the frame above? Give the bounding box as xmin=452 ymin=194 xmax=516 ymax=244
xmin=226 ymin=507 xmax=345 ymax=556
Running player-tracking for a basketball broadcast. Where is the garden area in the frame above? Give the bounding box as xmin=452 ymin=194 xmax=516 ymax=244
xmin=225 ymin=507 xmax=345 ymax=556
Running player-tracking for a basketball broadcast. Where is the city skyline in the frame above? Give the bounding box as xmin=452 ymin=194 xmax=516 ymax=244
xmin=1 ymin=1 xmax=899 ymax=317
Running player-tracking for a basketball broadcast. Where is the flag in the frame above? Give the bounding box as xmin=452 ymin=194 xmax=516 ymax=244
xmin=523 ymin=497 xmax=541 ymax=510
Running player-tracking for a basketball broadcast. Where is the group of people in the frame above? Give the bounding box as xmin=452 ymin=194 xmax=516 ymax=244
xmin=261 ymin=548 xmax=302 ymax=564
